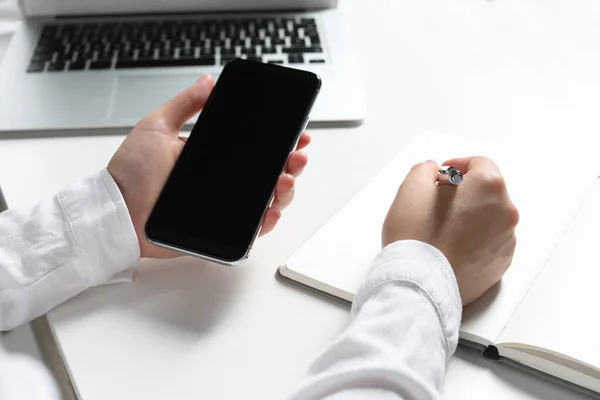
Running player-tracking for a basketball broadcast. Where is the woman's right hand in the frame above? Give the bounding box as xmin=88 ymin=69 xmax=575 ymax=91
xmin=382 ymin=157 xmax=519 ymax=306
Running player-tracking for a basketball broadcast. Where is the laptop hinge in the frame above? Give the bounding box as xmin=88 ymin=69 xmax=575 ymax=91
xmin=21 ymin=0 xmax=336 ymax=18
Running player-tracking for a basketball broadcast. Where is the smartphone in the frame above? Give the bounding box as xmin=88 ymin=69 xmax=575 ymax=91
xmin=145 ymin=60 xmax=321 ymax=264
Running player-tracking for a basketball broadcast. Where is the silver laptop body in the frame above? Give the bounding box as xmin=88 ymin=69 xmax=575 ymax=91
xmin=0 ymin=0 xmax=365 ymax=135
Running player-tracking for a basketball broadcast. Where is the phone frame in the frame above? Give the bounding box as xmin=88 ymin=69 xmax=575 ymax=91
xmin=146 ymin=60 xmax=321 ymax=265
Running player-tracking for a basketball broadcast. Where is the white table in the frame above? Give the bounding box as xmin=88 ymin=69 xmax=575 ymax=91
xmin=1 ymin=1 xmax=600 ymax=399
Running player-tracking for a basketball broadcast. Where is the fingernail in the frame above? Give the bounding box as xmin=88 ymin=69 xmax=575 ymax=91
xmin=197 ymin=74 xmax=211 ymax=83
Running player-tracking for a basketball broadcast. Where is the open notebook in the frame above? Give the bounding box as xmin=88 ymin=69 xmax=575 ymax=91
xmin=279 ymin=132 xmax=600 ymax=393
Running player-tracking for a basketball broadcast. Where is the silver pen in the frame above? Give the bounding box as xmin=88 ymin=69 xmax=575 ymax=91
xmin=437 ymin=166 xmax=464 ymax=186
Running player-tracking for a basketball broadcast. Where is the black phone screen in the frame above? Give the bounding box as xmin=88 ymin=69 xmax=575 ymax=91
xmin=146 ymin=60 xmax=321 ymax=262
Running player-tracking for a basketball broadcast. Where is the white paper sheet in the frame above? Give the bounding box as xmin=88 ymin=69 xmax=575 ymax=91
xmin=497 ymin=179 xmax=600 ymax=371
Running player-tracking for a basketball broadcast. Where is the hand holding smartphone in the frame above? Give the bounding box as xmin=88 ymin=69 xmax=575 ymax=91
xmin=145 ymin=60 xmax=321 ymax=264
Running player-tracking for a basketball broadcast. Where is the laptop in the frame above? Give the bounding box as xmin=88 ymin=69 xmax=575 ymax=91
xmin=0 ymin=0 xmax=366 ymax=135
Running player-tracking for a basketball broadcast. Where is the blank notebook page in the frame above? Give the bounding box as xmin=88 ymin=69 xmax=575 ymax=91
xmin=497 ymin=178 xmax=600 ymax=371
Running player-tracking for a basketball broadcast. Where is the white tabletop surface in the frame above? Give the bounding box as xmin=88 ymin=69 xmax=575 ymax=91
xmin=1 ymin=1 xmax=600 ymax=399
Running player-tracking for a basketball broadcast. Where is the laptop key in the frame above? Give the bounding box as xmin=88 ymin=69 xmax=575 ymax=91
xmin=159 ymin=47 xmax=176 ymax=58
xmin=68 ymin=60 xmax=87 ymax=70
xmin=47 ymin=61 xmax=66 ymax=72
xmin=268 ymin=60 xmax=284 ymax=64
xmin=89 ymin=41 xmax=103 ymax=51
xmin=240 ymin=47 xmax=257 ymax=56
xmin=310 ymin=59 xmax=326 ymax=63
xmin=99 ymin=49 xmax=114 ymax=60
xmin=298 ymin=18 xmax=317 ymax=28
xmin=36 ymin=39 xmax=60 ymax=53
xmin=185 ymin=56 xmax=216 ymax=66
xmin=249 ymin=38 xmax=264 ymax=46
xmin=282 ymin=46 xmax=322 ymax=54
xmin=116 ymin=56 xmax=216 ymax=69
xmin=179 ymin=47 xmax=195 ymax=57
xmin=220 ymin=47 xmax=236 ymax=56
xmin=291 ymin=37 xmax=306 ymax=46
xmin=257 ymin=20 xmax=270 ymax=31
xmin=89 ymin=60 xmax=112 ymax=69
xmin=41 ymin=26 xmax=58 ymax=39
xmin=31 ymin=52 xmax=50 ymax=63
xmin=308 ymin=35 xmax=321 ymax=46
xmin=288 ymin=54 xmax=304 ymax=64
xmin=201 ymin=47 xmax=215 ymax=56
xmin=139 ymin=48 xmax=154 ymax=58
xmin=27 ymin=61 xmax=46 ymax=73
xmin=245 ymin=56 xmax=262 ymax=63
xmin=220 ymin=56 xmax=238 ymax=65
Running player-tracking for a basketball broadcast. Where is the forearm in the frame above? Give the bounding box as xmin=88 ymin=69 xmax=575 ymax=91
xmin=290 ymin=241 xmax=462 ymax=400
xmin=0 ymin=169 xmax=139 ymax=331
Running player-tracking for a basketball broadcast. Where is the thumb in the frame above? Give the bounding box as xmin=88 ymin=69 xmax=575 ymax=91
xmin=155 ymin=74 xmax=215 ymax=131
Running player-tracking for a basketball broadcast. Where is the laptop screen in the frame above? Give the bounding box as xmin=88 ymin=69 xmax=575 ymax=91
xmin=23 ymin=0 xmax=337 ymax=17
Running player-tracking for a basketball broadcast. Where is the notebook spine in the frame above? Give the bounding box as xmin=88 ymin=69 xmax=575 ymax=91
xmin=482 ymin=345 xmax=500 ymax=361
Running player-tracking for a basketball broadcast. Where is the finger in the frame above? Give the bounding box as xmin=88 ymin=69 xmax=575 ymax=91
xmin=259 ymin=208 xmax=282 ymax=237
xmin=443 ymin=157 xmax=508 ymax=195
xmin=442 ymin=156 xmax=500 ymax=175
xmin=296 ymin=132 xmax=311 ymax=151
xmin=271 ymin=174 xmax=295 ymax=211
xmin=178 ymin=136 xmax=188 ymax=143
xmin=392 ymin=160 xmax=440 ymax=206
xmin=155 ymin=74 xmax=215 ymax=132
xmin=286 ymin=151 xmax=308 ymax=178
xmin=403 ymin=160 xmax=440 ymax=187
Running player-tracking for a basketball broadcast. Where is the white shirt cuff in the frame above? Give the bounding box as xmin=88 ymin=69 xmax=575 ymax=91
xmin=353 ymin=240 xmax=462 ymax=359
xmin=57 ymin=168 xmax=140 ymax=286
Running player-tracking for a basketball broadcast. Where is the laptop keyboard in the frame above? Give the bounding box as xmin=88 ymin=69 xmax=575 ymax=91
xmin=27 ymin=17 xmax=326 ymax=73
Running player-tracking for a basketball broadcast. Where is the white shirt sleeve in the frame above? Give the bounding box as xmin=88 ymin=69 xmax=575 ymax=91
xmin=289 ymin=240 xmax=462 ymax=400
xmin=0 ymin=169 xmax=140 ymax=400
xmin=0 ymin=168 xmax=140 ymax=331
